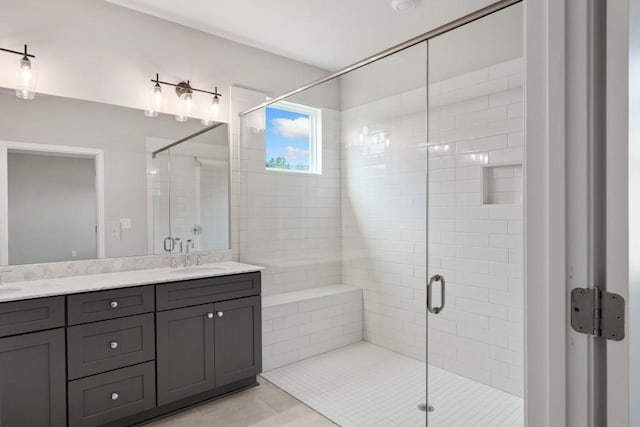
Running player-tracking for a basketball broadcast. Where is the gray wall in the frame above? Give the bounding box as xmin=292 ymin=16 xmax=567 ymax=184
xmin=8 ymin=152 xmax=97 ymax=265
xmin=0 ymin=0 xmax=336 ymax=123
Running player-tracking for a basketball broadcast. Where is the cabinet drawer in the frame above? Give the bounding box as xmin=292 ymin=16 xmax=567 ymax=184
xmin=67 ymin=313 xmax=155 ymax=380
xmin=0 ymin=296 xmax=65 ymax=338
xmin=67 ymin=286 xmax=154 ymax=325
xmin=68 ymin=361 xmax=156 ymax=427
xmin=156 ymin=272 xmax=261 ymax=311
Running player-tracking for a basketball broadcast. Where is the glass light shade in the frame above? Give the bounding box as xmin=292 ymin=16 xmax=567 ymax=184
xmin=15 ymin=58 xmax=36 ymax=100
xmin=175 ymin=92 xmax=192 ymax=122
xmin=144 ymin=84 xmax=163 ymax=118
xmin=201 ymin=96 xmax=220 ymax=126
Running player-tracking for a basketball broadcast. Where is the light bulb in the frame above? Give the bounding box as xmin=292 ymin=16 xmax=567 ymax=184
xmin=15 ymin=57 xmax=36 ymax=100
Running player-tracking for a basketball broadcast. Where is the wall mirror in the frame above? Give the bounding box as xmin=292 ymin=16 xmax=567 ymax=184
xmin=0 ymin=88 xmax=230 ymax=265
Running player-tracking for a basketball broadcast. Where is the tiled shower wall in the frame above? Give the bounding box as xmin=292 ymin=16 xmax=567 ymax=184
xmin=341 ymin=58 xmax=523 ymax=396
xmin=151 ymin=154 xmax=228 ymax=253
xmin=235 ymin=88 xmax=343 ymax=296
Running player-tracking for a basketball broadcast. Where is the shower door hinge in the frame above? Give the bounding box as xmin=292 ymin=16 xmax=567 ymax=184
xmin=570 ymin=287 xmax=625 ymax=341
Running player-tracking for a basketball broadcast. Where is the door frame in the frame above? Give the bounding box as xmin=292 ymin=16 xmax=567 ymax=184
xmin=0 ymin=140 xmax=105 ymax=264
xmin=524 ymin=0 xmax=568 ymax=425
xmin=529 ymin=0 xmax=635 ymax=425
xmin=607 ymin=0 xmax=633 ymax=425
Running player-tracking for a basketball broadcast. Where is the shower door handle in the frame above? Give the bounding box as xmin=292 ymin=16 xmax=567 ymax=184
xmin=427 ymin=274 xmax=445 ymax=314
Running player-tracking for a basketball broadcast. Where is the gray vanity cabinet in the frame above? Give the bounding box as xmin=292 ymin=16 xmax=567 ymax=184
xmin=156 ymin=303 xmax=216 ymax=405
xmin=214 ymin=296 xmax=262 ymax=387
xmin=0 ymin=270 xmax=261 ymax=426
xmin=0 ymin=328 xmax=66 ymax=427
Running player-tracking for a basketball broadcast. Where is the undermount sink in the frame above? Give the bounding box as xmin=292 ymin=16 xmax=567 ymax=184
xmin=0 ymin=287 xmax=21 ymax=294
xmin=169 ymin=266 xmax=228 ymax=275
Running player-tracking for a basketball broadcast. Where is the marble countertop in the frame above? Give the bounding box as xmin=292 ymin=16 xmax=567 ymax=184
xmin=0 ymin=262 xmax=264 ymax=303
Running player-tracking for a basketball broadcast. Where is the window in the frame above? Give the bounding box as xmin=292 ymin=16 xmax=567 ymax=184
xmin=265 ymin=101 xmax=321 ymax=174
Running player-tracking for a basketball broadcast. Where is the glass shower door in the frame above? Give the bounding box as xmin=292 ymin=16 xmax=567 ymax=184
xmin=426 ymin=4 xmax=525 ymax=425
xmin=165 ymin=125 xmax=230 ymax=255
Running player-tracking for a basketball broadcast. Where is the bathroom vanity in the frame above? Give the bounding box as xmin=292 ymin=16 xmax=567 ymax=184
xmin=0 ymin=263 xmax=262 ymax=427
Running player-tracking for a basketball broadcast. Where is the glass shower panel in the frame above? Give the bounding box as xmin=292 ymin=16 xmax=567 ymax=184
xmin=240 ymin=43 xmax=429 ymax=426
xmin=168 ymin=126 xmax=230 ymax=252
xmin=239 ymin=80 xmax=343 ymax=296
xmin=426 ymin=4 xmax=524 ymax=425
xmin=339 ymin=43 xmax=429 ymax=425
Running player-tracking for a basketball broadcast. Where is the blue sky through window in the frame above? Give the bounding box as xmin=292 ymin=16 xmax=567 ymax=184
xmin=265 ymin=106 xmax=311 ymax=171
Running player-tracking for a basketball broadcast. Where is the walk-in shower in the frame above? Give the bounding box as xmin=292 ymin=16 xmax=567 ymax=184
xmin=238 ymin=1 xmax=524 ymax=425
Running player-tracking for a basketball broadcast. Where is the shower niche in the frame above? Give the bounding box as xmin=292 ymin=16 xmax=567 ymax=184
xmin=482 ymin=163 xmax=523 ymax=205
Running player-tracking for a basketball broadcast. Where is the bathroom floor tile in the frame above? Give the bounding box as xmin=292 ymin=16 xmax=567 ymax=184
xmin=262 ymin=341 xmax=524 ymax=427
xmin=144 ymin=377 xmax=336 ymax=427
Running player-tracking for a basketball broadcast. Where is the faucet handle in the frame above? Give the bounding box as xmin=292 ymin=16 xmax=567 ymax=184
xmin=172 ymin=237 xmax=182 ymax=253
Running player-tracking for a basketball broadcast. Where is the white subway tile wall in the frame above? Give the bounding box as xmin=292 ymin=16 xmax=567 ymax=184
xmin=152 ymin=154 xmax=229 ymax=251
xmin=237 ymin=102 xmax=343 ymax=296
xmin=262 ymin=285 xmax=363 ymax=371
xmin=341 ymin=57 xmax=524 ymax=396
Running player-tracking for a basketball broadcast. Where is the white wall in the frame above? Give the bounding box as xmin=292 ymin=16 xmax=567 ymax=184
xmin=340 ymin=3 xmax=522 ymax=110
xmin=0 ymin=0 xmax=336 ymax=124
xmin=237 ymin=88 xmax=343 ymax=296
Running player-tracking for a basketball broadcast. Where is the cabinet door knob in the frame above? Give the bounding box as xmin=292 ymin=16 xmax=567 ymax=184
xmin=207 ymin=312 xmax=214 ymax=319
xmin=110 ymin=301 xmax=118 ymax=309
xmin=217 ymin=311 xmax=224 ymax=318
xmin=111 ymin=392 xmax=119 ymax=401
xmin=110 ymin=341 xmax=118 ymax=349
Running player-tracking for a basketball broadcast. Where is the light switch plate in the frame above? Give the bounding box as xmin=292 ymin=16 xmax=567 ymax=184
xmin=120 ymin=218 xmax=132 ymax=229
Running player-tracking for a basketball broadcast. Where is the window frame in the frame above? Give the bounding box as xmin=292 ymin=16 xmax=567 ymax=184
xmin=265 ymin=100 xmax=322 ymax=175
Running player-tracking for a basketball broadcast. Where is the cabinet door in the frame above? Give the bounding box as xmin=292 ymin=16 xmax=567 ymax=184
xmin=0 ymin=328 xmax=66 ymax=427
xmin=156 ymin=304 xmax=215 ymax=405
xmin=214 ymin=296 xmax=262 ymax=387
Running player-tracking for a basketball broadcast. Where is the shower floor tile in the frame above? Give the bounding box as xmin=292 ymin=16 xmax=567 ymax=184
xmin=261 ymin=341 xmax=523 ymax=427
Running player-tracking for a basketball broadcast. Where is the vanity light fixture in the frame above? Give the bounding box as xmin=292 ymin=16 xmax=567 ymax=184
xmin=147 ymin=74 xmax=222 ymax=123
xmin=0 ymin=44 xmax=37 ymax=100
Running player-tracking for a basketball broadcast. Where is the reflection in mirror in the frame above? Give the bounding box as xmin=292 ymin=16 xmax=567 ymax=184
xmin=0 ymin=88 xmax=230 ymax=266
xmin=148 ymin=124 xmax=229 ymax=255
xmin=8 ymin=150 xmax=98 ymax=264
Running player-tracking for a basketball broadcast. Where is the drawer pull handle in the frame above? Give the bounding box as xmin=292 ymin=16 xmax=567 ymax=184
xmin=206 ymin=313 xmax=214 ymax=319
xmin=217 ymin=311 xmax=224 ymax=318
xmin=110 ymin=301 xmax=118 ymax=309
xmin=111 ymin=392 xmax=119 ymax=401
xmin=110 ymin=341 xmax=118 ymax=349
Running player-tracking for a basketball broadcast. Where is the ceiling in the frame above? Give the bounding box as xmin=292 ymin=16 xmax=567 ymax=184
xmin=105 ymin=0 xmax=500 ymax=71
